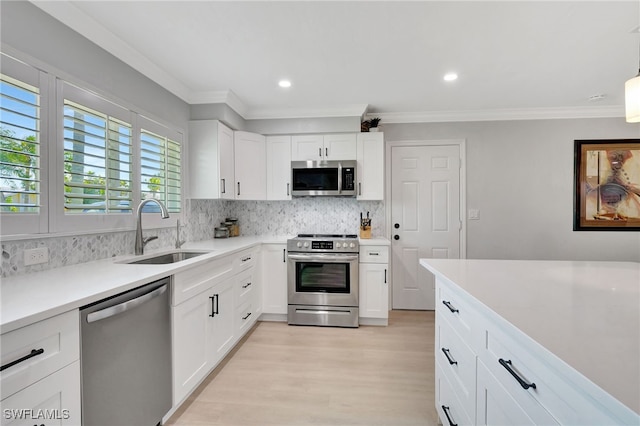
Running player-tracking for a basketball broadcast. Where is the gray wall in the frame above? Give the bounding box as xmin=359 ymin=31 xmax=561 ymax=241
xmin=0 ymin=1 xmax=189 ymax=130
xmin=383 ymin=119 xmax=640 ymax=262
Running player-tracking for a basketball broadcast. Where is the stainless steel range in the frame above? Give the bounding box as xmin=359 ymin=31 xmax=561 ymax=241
xmin=287 ymin=234 xmax=359 ymax=328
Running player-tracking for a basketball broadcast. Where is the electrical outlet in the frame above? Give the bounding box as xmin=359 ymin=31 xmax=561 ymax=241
xmin=24 ymin=247 xmax=49 ymax=266
xmin=468 ymin=209 xmax=480 ymax=220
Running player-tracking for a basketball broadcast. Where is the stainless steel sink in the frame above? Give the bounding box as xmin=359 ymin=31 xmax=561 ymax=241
xmin=122 ymin=250 xmax=211 ymax=265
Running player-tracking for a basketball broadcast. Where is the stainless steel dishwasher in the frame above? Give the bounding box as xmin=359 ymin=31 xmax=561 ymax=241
xmin=80 ymin=277 xmax=172 ymax=426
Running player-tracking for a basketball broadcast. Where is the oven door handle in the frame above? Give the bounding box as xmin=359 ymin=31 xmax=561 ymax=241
xmin=287 ymin=253 xmax=359 ymax=262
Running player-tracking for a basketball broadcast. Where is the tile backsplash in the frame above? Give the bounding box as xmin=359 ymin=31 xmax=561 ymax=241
xmin=1 ymin=198 xmax=383 ymax=277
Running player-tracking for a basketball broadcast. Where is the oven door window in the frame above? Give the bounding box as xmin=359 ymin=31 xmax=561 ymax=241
xmin=292 ymin=168 xmax=339 ymax=191
xmin=296 ymin=261 xmax=350 ymax=293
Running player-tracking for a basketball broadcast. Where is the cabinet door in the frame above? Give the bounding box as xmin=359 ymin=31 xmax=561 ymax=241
xmin=234 ymin=131 xmax=266 ymax=200
xmin=0 ymin=361 xmax=81 ymax=426
xmin=209 ymin=278 xmax=235 ymax=365
xmin=218 ymin=123 xmax=235 ymax=200
xmin=291 ymin=135 xmax=323 ymax=161
xmin=324 ymin=133 xmax=357 ymax=160
xmin=357 ymin=132 xmax=384 ymax=200
xmin=266 ymin=136 xmax=292 ymax=200
xmin=358 ymin=263 xmax=388 ymax=319
xmin=261 ymin=244 xmax=288 ymax=315
xmin=172 ymin=290 xmax=211 ymax=404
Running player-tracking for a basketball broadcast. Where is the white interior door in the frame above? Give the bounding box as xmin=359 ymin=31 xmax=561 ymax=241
xmin=391 ymin=144 xmax=461 ymax=310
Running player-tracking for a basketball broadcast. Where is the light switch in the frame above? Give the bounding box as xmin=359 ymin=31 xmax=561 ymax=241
xmin=468 ymin=209 xmax=480 ymax=220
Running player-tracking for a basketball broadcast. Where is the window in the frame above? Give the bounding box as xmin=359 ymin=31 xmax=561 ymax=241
xmin=140 ymin=119 xmax=182 ymax=215
xmin=0 ymin=54 xmax=48 ymax=235
xmin=0 ymin=75 xmax=40 ymax=214
xmin=63 ymin=100 xmax=132 ymax=214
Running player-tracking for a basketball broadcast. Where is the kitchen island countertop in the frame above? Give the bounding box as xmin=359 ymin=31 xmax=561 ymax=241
xmin=420 ymin=258 xmax=640 ymax=417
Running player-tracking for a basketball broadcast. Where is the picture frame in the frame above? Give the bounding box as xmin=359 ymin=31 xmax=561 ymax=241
xmin=573 ymin=139 xmax=640 ymax=231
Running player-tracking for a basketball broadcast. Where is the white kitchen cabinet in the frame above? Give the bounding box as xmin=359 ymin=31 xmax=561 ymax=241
xmin=234 ymin=131 xmax=266 ymax=200
xmin=356 ymin=132 xmax=384 ymax=200
xmin=0 ymin=361 xmax=81 ymax=426
xmin=261 ymin=243 xmax=288 ymax=318
xmin=429 ymin=265 xmax=639 ymax=426
xmin=266 ymin=135 xmax=292 ymax=200
xmin=358 ymin=245 xmax=389 ymax=325
xmin=209 ymin=277 xmax=236 ymax=364
xmin=0 ymin=310 xmax=81 ymax=426
xmin=188 ymin=120 xmax=235 ymax=199
xmin=291 ymin=133 xmax=356 ymax=161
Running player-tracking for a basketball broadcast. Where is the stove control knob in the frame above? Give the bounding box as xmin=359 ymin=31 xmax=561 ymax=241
xmin=296 ymin=242 xmax=302 ymax=248
xmin=349 ymin=242 xmax=356 ymax=248
xmin=303 ymin=242 xmax=309 ymax=248
xmin=336 ymin=242 xmax=342 ymax=248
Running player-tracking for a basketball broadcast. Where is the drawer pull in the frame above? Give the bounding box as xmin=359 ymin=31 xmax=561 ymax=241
xmin=242 ymin=256 xmax=252 ymax=262
xmin=0 ymin=348 xmax=45 ymax=372
xmin=369 ymin=252 xmax=379 ymax=256
xmin=442 ymin=300 xmax=459 ymax=313
xmin=441 ymin=405 xmax=458 ymax=426
xmin=242 ymin=312 xmax=252 ymax=320
xmin=441 ymin=348 xmax=458 ymax=365
xmin=242 ymin=282 xmax=252 ymax=289
xmin=499 ymin=358 xmax=537 ymax=390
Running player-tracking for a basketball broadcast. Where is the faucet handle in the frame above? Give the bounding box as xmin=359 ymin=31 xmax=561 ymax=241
xmin=143 ymin=235 xmax=158 ymax=245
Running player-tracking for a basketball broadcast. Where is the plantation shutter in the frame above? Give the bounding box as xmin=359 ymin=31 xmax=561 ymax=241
xmin=140 ymin=129 xmax=181 ymax=213
xmin=63 ymin=100 xmax=132 ymax=214
xmin=0 ymin=74 xmax=40 ymax=214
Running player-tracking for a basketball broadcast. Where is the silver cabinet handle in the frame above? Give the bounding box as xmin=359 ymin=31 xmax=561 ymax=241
xmin=237 ymin=182 xmax=240 ymax=196
xmin=87 ymin=285 xmax=167 ymax=323
xmin=358 ymin=182 xmax=362 ymax=196
xmin=287 ymin=183 xmax=290 ymax=196
xmin=221 ymin=178 xmax=226 ymax=194
xmin=325 ymin=147 xmax=328 ymax=157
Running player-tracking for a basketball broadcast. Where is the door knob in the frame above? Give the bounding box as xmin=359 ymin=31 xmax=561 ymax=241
xmin=394 ymin=235 xmax=400 ymax=240
xmin=394 ymin=223 xmax=400 ymax=229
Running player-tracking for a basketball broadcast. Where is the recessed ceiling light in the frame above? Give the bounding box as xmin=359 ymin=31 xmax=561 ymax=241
xmin=443 ymin=73 xmax=458 ymax=82
xmin=278 ymin=80 xmax=291 ymax=88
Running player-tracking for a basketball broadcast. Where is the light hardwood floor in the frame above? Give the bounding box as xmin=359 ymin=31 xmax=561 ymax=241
xmin=166 ymin=310 xmax=438 ymax=426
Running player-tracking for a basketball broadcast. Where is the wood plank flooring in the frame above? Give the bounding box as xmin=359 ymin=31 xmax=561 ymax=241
xmin=166 ymin=310 xmax=437 ymax=426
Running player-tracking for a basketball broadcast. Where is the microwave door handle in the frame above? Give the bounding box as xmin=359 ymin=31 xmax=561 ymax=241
xmin=337 ymin=162 xmax=343 ymax=194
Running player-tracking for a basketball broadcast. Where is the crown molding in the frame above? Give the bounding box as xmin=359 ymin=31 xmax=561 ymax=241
xmin=30 ymin=1 xmax=193 ymax=103
xmin=245 ymin=104 xmax=369 ymax=120
xmin=188 ymin=89 xmax=249 ymax=117
xmin=367 ymin=106 xmax=625 ymax=124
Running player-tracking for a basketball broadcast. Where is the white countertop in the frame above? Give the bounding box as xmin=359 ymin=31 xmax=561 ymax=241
xmin=420 ymin=258 xmax=640 ymax=416
xmin=0 ymin=236 xmax=288 ymax=334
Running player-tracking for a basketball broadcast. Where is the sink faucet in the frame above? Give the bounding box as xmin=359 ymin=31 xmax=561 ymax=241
xmin=135 ymin=199 xmax=170 ymax=255
xmin=175 ymin=219 xmax=185 ymax=249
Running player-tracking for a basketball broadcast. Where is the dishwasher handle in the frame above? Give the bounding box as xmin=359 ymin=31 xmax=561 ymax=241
xmin=86 ymin=284 xmax=167 ymax=323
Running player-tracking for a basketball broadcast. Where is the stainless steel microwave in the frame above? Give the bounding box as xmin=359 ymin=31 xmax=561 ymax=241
xmin=291 ymin=160 xmax=356 ymax=197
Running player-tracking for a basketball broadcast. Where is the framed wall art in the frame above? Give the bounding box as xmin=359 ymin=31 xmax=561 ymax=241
xmin=573 ymin=139 xmax=640 ymax=231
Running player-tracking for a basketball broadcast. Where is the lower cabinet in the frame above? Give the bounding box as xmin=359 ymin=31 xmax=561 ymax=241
xmin=0 ymin=361 xmax=81 ymax=426
xmin=261 ymin=243 xmax=288 ymax=317
xmin=358 ymin=245 xmax=389 ymax=325
xmin=171 ymin=247 xmax=261 ymax=406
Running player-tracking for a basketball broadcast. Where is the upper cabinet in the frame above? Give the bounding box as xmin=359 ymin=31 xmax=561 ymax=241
xmin=291 ymin=133 xmax=357 ymax=161
xmin=234 ymin=131 xmax=266 ymax=200
xmin=266 ymin=135 xmax=292 ymax=200
xmin=188 ymin=120 xmax=235 ymax=199
xmin=356 ymin=132 xmax=384 ymax=200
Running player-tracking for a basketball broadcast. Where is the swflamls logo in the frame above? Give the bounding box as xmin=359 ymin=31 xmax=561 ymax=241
xmin=3 ymin=408 xmax=71 ymax=420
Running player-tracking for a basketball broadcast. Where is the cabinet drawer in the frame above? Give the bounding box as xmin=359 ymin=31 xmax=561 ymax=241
xmin=235 ymin=271 xmax=255 ymax=308
xmin=359 ymin=246 xmax=389 ymax=263
xmin=477 ymin=358 xmax=558 ymax=426
xmin=234 ymin=248 xmax=257 ymax=272
xmin=436 ymin=363 xmax=473 ymax=426
xmin=236 ymin=302 xmax=255 ymax=336
xmin=437 ymin=279 xmax=482 ymax=352
xmin=481 ymin=322 xmax=627 ymax=425
xmin=0 ymin=360 xmax=81 ymax=426
xmin=173 ymin=256 xmax=234 ymax=305
xmin=1 ymin=310 xmax=79 ymax=400
xmin=436 ymin=312 xmax=476 ymax=417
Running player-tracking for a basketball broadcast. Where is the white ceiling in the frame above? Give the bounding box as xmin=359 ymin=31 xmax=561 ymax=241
xmin=32 ymin=1 xmax=640 ymax=122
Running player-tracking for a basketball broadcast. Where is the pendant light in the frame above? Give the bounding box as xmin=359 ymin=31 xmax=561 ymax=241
xmin=625 ymin=44 xmax=640 ymax=123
